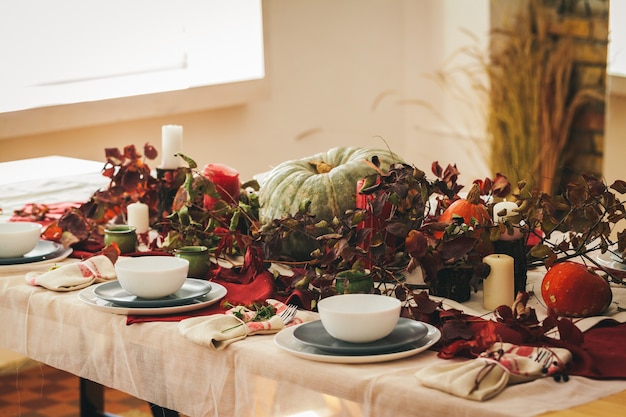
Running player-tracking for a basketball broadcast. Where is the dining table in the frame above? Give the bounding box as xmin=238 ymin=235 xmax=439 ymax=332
xmin=2 ymin=156 xmax=626 ymax=417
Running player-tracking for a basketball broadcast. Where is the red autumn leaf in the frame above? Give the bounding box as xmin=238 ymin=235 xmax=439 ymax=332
xmin=494 ymin=305 xmax=514 ymax=322
xmin=144 ymin=142 xmax=158 ymax=160
xmin=105 ymin=147 xmax=125 ymax=165
xmin=413 ymin=290 xmax=441 ymax=314
xmin=438 ymin=339 xmax=479 ymax=359
xmin=473 ymin=178 xmax=488 ymax=194
xmin=405 ymin=229 xmax=427 ymax=259
xmin=431 ymin=161 xmax=443 ymax=178
xmin=102 ymin=163 xmax=116 ymax=179
xmin=490 ymin=173 xmax=511 ymax=197
xmin=123 ymin=144 xmax=140 ymax=161
xmin=42 ymin=224 xmax=63 ymax=241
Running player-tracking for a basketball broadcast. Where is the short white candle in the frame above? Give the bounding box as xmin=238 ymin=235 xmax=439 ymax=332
xmin=483 ymin=253 xmax=515 ymax=310
xmin=161 ymin=124 xmax=183 ymax=169
xmin=127 ymin=202 xmax=150 ymax=234
xmin=493 ymin=201 xmax=523 ymax=240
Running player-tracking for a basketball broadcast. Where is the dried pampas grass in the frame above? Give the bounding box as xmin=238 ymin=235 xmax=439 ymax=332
xmin=487 ymin=0 xmax=603 ymax=194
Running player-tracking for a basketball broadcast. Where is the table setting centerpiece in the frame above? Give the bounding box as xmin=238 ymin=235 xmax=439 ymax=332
xmin=13 ymin=139 xmax=626 ymax=315
xmin=6 ymin=135 xmax=626 ymax=399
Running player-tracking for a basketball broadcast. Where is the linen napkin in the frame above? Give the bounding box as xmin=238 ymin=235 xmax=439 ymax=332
xmin=25 ymin=255 xmax=116 ymax=291
xmin=178 ymin=299 xmax=315 ymax=350
xmin=415 ymin=343 xmax=572 ymax=401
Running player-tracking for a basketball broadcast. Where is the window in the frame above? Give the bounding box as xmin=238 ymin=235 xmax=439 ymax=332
xmin=608 ymin=0 xmax=625 ymax=76
xmin=0 ymin=0 xmax=265 ymax=117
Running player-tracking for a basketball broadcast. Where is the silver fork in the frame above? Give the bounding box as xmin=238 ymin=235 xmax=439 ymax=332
xmin=278 ymin=304 xmax=298 ymax=325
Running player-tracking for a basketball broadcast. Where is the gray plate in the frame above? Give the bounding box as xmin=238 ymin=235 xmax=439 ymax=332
xmin=0 ymin=240 xmax=68 ymax=265
xmin=94 ymin=278 xmax=212 ymax=307
xmin=292 ymin=318 xmax=429 ymax=355
xmin=275 ymin=321 xmax=440 ymax=364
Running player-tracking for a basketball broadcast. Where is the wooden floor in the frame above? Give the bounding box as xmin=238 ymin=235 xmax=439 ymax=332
xmin=0 ymin=363 xmax=154 ymax=417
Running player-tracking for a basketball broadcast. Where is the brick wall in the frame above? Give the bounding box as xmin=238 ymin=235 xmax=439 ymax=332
xmin=543 ymin=0 xmax=609 ymax=190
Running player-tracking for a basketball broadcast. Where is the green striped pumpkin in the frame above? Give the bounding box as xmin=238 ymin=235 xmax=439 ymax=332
xmin=259 ymin=146 xmax=401 ymax=224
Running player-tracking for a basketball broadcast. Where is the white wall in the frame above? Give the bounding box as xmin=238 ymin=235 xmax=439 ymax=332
xmin=402 ymin=0 xmax=490 ymax=182
xmin=0 ymin=0 xmax=491 ymax=185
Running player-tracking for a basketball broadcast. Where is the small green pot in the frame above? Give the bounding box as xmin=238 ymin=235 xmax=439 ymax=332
xmin=335 ymin=271 xmax=374 ymax=294
xmin=174 ymin=246 xmax=210 ymax=278
xmin=104 ymin=225 xmax=137 ymax=254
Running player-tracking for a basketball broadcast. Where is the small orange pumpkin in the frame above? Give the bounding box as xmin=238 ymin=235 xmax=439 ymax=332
xmin=541 ymin=261 xmax=612 ymax=317
xmin=439 ymin=183 xmax=491 ymax=228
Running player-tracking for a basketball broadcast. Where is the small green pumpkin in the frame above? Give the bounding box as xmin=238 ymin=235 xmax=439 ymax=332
xmin=259 ymin=147 xmax=401 ymax=224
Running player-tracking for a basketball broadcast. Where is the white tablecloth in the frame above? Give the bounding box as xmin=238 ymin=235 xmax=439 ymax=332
xmin=1 ymin=262 xmax=626 ymax=417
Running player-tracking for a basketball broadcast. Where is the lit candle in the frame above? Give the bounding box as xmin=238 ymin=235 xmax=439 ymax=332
xmin=202 ymin=163 xmax=241 ymax=209
xmin=483 ymin=253 xmax=515 ymax=310
xmin=127 ymin=202 xmax=150 ymax=234
xmin=493 ymin=201 xmax=523 ymax=241
xmin=161 ymin=125 xmax=183 ymax=169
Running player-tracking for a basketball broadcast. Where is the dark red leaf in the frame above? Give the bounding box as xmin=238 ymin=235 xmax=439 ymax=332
xmin=144 ymin=142 xmax=158 ymax=160
xmin=442 ymin=320 xmax=474 ymax=340
xmin=610 ymin=179 xmax=626 ymax=194
xmin=490 ymin=173 xmax=511 ymax=197
xmin=431 ymin=161 xmax=443 ymax=178
xmin=438 ymin=236 xmax=477 ymax=262
xmin=105 ymin=147 xmax=124 ymax=165
xmin=121 ymin=170 xmax=141 ymax=193
xmin=556 ymin=318 xmax=584 ymax=346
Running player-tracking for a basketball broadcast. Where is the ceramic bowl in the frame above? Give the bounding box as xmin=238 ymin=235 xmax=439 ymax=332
xmin=317 ymin=294 xmax=401 ymax=343
xmin=114 ymin=256 xmax=189 ymax=299
xmin=0 ymin=222 xmax=42 ymax=258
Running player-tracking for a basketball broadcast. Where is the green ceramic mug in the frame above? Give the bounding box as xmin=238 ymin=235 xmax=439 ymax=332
xmin=174 ymin=246 xmax=210 ymax=278
xmin=104 ymin=225 xmax=137 ymax=254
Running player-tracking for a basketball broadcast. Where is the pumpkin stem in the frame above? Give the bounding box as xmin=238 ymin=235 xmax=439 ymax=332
xmin=466 ymin=183 xmax=483 ymax=205
xmin=309 ymin=160 xmax=333 ymax=174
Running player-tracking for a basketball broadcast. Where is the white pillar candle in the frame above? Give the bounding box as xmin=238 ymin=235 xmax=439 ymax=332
xmin=482 ymin=253 xmax=515 ymax=310
xmin=127 ymin=202 xmax=150 ymax=234
xmin=493 ymin=201 xmax=523 ymax=240
xmin=161 ymin=124 xmax=183 ymax=169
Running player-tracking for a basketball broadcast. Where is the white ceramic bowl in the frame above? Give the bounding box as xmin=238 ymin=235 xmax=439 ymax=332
xmin=317 ymin=294 xmax=401 ymax=343
xmin=114 ymin=256 xmax=189 ymax=299
xmin=0 ymin=222 xmax=42 ymax=258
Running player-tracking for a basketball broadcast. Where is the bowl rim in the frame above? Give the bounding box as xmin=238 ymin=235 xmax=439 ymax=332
xmin=0 ymin=222 xmax=43 ymax=232
xmin=115 ymin=256 xmax=189 ymax=271
xmin=318 ymin=294 xmax=401 ymax=313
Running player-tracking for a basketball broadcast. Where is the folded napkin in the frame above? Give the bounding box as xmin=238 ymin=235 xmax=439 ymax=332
xmin=415 ymin=343 xmax=572 ymax=401
xmin=25 ymin=255 xmax=116 ymax=291
xmin=179 ymin=299 xmax=315 ymax=350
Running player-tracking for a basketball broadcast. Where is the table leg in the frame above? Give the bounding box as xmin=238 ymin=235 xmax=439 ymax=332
xmin=79 ymin=377 xmax=180 ymax=417
xmin=149 ymin=403 xmax=180 ymax=417
xmin=79 ymin=377 xmax=119 ymax=417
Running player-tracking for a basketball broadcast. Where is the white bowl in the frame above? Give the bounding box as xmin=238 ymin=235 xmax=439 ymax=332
xmin=114 ymin=256 xmax=189 ymax=299
xmin=0 ymin=222 xmax=42 ymax=258
xmin=317 ymin=294 xmax=401 ymax=343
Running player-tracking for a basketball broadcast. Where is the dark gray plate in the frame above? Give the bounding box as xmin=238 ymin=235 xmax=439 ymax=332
xmin=293 ymin=318 xmax=429 ymax=355
xmin=93 ymin=279 xmax=212 ymax=308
